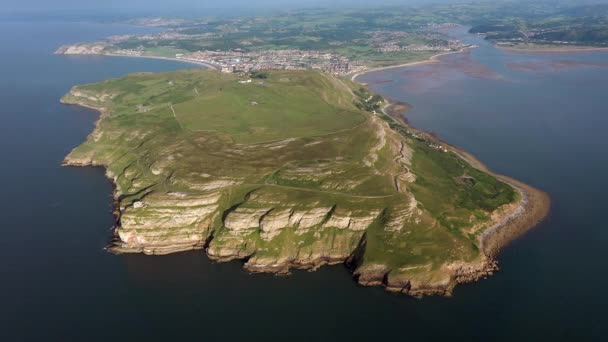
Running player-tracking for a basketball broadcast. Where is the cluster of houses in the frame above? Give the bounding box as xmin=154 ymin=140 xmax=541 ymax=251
xmin=175 ymin=49 xmax=353 ymax=76
xmin=374 ymin=38 xmax=470 ymax=53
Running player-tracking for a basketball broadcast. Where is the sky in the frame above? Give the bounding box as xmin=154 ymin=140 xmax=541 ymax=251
xmin=0 ymin=0 xmax=458 ymax=19
xmin=0 ymin=0 xmax=484 ymax=21
xmin=2 ymin=0 xmax=606 ymax=14
xmin=1 ymin=0 xmax=460 ymax=11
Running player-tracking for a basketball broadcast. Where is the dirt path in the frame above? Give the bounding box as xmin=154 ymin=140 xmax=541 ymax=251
xmin=393 ymin=141 xmax=410 ymax=193
xmin=170 ymin=104 xmax=184 ymax=130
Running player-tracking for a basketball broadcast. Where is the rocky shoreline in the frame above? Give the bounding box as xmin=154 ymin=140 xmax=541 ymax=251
xmin=376 ymin=102 xmax=550 ymax=295
xmin=55 ymin=44 xmax=220 ymax=70
xmin=61 ymin=88 xmax=550 ymax=298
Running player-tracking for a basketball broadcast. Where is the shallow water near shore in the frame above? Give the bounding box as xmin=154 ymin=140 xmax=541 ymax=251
xmin=1 ymin=21 xmax=607 ymax=341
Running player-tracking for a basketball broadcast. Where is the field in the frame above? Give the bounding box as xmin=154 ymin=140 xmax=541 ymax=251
xmin=78 ymin=70 xmax=365 ymax=144
xmin=63 ymin=69 xmax=518 ymax=294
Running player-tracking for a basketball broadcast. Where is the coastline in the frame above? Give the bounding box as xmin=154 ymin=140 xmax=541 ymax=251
xmin=60 ymin=97 xmax=107 ymax=166
xmin=383 ymin=98 xmax=551 ymax=253
xmin=62 ymin=95 xmax=529 ymax=297
xmin=60 ymin=96 xmax=210 ymax=255
xmin=103 ymin=53 xmax=221 ymax=70
xmin=60 ymin=44 xmax=550 ymax=297
xmin=367 ymin=45 xmax=551 ymax=259
xmin=497 ymin=44 xmax=608 ymax=54
xmin=446 ymin=143 xmax=550 ymax=257
xmin=350 ymin=47 xmax=474 ymax=82
xmin=60 ymin=51 xmax=221 ymax=70
xmin=58 ymin=47 xmax=471 ymax=81
xmin=353 ymin=39 xmax=565 ymax=261
xmin=379 ymin=100 xmax=550 ymax=292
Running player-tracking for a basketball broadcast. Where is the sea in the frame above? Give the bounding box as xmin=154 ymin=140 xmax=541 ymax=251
xmin=1 ymin=20 xmax=607 ymax=341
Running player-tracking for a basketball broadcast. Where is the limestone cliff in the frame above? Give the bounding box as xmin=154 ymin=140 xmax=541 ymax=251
xmin=61 ymin=69 xmax=548 ymax=297
xmin=56 ymin=43 xmax=109 ymax=55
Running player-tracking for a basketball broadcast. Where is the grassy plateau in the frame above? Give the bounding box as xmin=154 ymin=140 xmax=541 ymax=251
xmin=63 ymin=69 xmax=520 ymax=296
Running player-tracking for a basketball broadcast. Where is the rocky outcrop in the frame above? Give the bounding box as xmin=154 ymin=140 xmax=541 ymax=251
xmin=111 ymin=192 xmax=221 ymax=255
xmin=60 ymin=70 xmax=550 ymax=298
xmin=354 ymin=264 xmax=391 ymax=287
xmin=204 ymin=191 xmax=380 ymax=274
xmin=324 ymin=208 xmax=381 ymax=231
xmin=350 ymin=256 xmax=500 ymax=297
xmin=55 ymin=43 xmax=109 ymax=55
xmin=224 ymin=207 xmax=273 ymax=231
xmin=259 ymin=209 xmax=292 ymax=240
xmin=242 ymin=227 xmax=365 ymax=274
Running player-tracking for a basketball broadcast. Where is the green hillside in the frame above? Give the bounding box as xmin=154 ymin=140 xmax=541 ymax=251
xmin=62 ymin=69 xmax=518 ymax=296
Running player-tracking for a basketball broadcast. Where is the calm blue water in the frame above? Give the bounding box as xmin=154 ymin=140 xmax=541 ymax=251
xmin=1 ymin=21 xmax=606 ymax=341
xmin=361 ymin=28 xmax=608 ymax=340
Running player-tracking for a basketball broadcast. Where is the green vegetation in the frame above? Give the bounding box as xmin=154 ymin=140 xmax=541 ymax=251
xmin=75 ymin=6 xmax=467 ymax=69
xmin=410 ymin=141 xmax=515 ymax=215
xmin=110 ymin=1 xmax=608 ymax=56
xmin=354 ymin=87 xmax=383 ymax=112
xmin=169 ymin=71 xmax=364 ymax=143
xmin=467 ymin=1 xmax=608 ymax=47
xmin=63 ymin=69 xmax=517 ymax=290
xmin=60 ymin=0 xmax=608 ymax=78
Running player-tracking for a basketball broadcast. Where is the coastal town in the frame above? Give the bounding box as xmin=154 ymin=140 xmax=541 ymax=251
xmin=174 ymin=49 xmax=353 ymax=75
xmin=63 ymin=23 xmax=472 ymax=77
xmin=108 ymin=37 xmax=470 ymax=76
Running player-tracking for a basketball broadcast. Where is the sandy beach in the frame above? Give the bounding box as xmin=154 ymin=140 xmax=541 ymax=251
xmin=350 ymin=47 xmax=474 ymax=82
xmin=103 ymin=53 xmax=220 ymax=70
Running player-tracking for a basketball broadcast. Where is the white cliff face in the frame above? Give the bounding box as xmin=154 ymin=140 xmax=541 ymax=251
xmin=205 ymin=188 xmax=384 ymax=269
xmin=293 ymin=207 xmax=333 ymax=229
xmin=225 ymin=205 xmax=381 ymax=242
xmin=324 ymin=213 xmax=351 ymax=229
xmin=223 ymin=197 xmax=383 ymax=238
xmin=146 ymin=192 xmax=222 ymax=207
xmin=348 ymin=211 xmax=381 ymax=231
xmin=56 ymin=43 xmax=108 ymax=55
xmin=323 ymin=209 xmax=381 ymax=231
xmin=260 ymin=210 xmax=292 ymax=240
xmin=385 ymin=195 xmax=421 ymax=232
xmin=120 ymin=205 xmax=216 ymax=229
xmin=114 ymin=192 xmax=222 ymax=254
xmin=224 ymin=207 xmax=273 ymax=231
xmin=174 ymin=178 xmax=243 ymax=191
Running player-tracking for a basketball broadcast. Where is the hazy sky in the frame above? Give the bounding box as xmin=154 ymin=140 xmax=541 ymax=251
xmin=1 ymin=0 xmax=461 ymax=11
xmin=3 ymin=0 xmax=606 ymax=13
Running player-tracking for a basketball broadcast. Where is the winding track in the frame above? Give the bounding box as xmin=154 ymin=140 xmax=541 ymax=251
xmin=393 ymin=141 xmax=410 ymax=193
